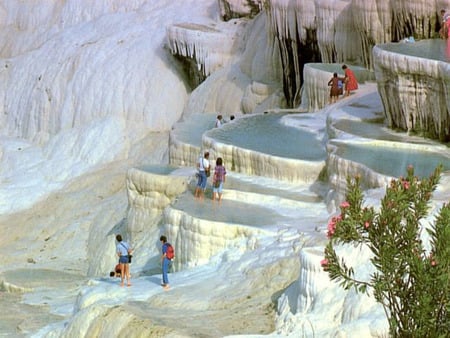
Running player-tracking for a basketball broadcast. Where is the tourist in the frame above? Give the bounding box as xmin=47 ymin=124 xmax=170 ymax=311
xmin=327 ymin=72 xmax=344 ymax=104
xmin=194 ymin=151 xmax=210 ymax=199
xmin=110 ymin=264 xmax=121 ymax=277
xmin=212 ymin=157 xmax=226 ymax=202
xmin=439 ymin=9 xmax=450 ymax=39
xmin=115 ymin=234 xmax=132 ymax=287
xmin=160 ymin=235 xmax=172 ymax=290
xmin=215 ymin=114 xmax=223 ymax=128
xmin=342 ymin=64 xmax=358 ymax=97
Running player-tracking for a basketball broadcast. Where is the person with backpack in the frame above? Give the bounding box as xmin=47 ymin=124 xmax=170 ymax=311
xmin=160 ymin=235 xmax=174 ymax=290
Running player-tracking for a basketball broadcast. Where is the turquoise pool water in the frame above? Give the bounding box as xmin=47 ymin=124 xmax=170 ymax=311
xmin=379 ymin=39 xmax=450 ymax=63
xmin=208 ymin=113 xmax=327 ymax=161
xmin=335 ymin=142 xmax=450 ymax=178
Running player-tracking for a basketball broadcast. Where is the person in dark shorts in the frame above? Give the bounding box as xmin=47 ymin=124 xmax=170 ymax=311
xmin=116 ymin=234 xmax=132 ymax=287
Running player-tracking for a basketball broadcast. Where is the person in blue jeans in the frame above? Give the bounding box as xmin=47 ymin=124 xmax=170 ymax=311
xmin=160 ymin=235 xmax=172 ymax=290
xmin=194 ymin=151 xmax=210 ymax=200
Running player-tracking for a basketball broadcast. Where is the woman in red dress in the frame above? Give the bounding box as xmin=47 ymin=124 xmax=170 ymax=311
xmin=342 ymin=64 xmax=358 ymax=97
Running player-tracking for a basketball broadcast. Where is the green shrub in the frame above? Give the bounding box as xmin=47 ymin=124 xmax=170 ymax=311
xmin=321 ymin=165 xmax=450 ymax=337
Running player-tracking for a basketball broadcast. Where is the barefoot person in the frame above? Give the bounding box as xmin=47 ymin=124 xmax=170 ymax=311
xmin=116 ymin=234 xmax=132 ymax=287
xmin=342 ymin=64 xmax=358 ymax=97
xmin=212 ymin=157 xmax=226 ymax=202
xmin=160 ymin=235 xmax=174 ymax=290
xmin=327 ymin=72 xmax=344 ymax=104
xmin=194 ymin=151 xmax=210 ymax=199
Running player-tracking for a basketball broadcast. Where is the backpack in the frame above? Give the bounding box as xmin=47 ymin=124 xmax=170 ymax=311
xmin=166 ymin=243 xmax=175 ymax=260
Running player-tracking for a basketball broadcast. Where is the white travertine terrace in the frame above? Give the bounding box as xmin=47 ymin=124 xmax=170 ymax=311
xmin=275 ymin=245 xmax=386 ymax=336
xmin=203 ymin=128 xmax=326 ymax=183
xmin=1 ymin=1 xmax=450 ymax=337
xmin=373 ymin=41 xmax=450 ymax=141
xmin=126 ymin=168 xmax=267 ymax=269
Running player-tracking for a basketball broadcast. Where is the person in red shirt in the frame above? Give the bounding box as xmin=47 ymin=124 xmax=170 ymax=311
xmin=342 ymin=64 xmax=358 ymax=97
xmin=110 ymin=264 xmax=121 ymax=277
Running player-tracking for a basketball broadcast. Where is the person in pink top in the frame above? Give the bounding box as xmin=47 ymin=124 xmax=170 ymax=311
xmin=446 ymin=15 xmax=450 ymax=39
xmin=212 ymin=157 xmax=226 ymax=202
xmin=342 ymin=64 xmax=358 ymax=97
xmin=439 ymin=9 xmax=450 ymax=39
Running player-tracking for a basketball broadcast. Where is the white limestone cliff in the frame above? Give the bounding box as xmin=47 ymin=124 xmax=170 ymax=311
xmin=1 ymin=1 xmax=449 ymax=337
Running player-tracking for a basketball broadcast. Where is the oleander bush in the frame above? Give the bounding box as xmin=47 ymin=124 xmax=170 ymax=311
xmin=321 ymin=165 xmax=450 ymax=337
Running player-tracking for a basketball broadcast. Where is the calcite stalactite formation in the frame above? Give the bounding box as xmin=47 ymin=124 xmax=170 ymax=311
xmin=166 ymin=20 xmax=246 ymax=88
xmin=373 ymin=41 xmax=450 ymax=141
xmin=265 ymin=0 xmax=443 ymax=107
xmin=168 ymin=0 xmax=444 ymax=109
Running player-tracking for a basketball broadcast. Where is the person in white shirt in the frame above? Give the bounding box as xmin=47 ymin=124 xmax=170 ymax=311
xmin=194 ymin=151 xmax=210 ymax=199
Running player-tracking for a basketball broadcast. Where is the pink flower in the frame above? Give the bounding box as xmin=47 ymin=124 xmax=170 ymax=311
xmin=320 ymin=259 xmax=328 ymax=267
xmin=431 ymin=260 xmax=437 ymax=267
xmin=402 ymin=180 xmax=410 ymax=190
xmin=340 ymin=201 xmax=350 ymax=208
xmin=364 ymin=221 xmax=370 ymax=229
xmin=327 ymin=217 xmax=338 ymax=237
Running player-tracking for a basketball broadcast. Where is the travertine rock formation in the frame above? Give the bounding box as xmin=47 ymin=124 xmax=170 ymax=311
xmin=373 ymin=40 xmax=450 ymax=141
xmin=218 ymin=0 xmax=263 ymax=20
xmin=166 ymin=20 xmax=247 ymax=87
xmin=168 ymin=0 xmax=447 ymax=109
xmin=265 ymin=0 xmax=446 ymax=107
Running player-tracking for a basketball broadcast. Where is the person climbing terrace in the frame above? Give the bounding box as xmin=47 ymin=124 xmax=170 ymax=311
xmin=327 ymin=72 xmax=344 ymax=104
xmin=342 ymin=64 xmax=358 ymax=97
